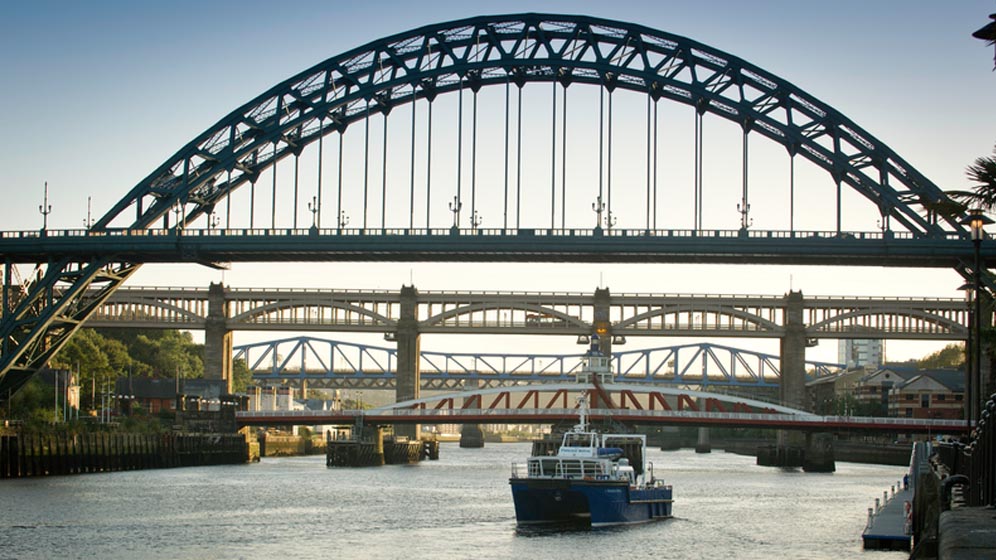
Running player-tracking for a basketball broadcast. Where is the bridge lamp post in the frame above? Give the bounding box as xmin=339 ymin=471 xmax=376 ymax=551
xmin=962 ymin=208 xmax=993 ymax=424
xmin=84 ymin=195 xmax=94 ymax=230
xmin=38 ymin=181 xmax=52 ymax=232
xmin=307 ymin=196 xmax=319 ymax=229
xmin=448 ymin=196 xmax=462 ymax=229
xmin=172 ymin=203 xmax=184 ymax=233
xmin=592 ymin=196 xmax=605 ymax=231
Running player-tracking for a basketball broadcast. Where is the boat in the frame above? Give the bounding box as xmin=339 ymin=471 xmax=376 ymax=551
xmin=508 ymin=336 xmax=674 ymax=527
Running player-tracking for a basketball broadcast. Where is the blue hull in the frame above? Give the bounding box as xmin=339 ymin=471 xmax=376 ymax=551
xmin=509 ymin=478 xmax=673 ymax=527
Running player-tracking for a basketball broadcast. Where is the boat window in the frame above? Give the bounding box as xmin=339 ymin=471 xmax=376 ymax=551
xmin=564 ymin=433 xmax=594 ymax=447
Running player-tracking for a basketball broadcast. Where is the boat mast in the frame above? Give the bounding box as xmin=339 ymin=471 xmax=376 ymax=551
xmin=576 ymin=393 xmax=589 ymax=430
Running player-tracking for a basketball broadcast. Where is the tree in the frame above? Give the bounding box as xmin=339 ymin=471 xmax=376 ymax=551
xmin=917 ymin=343 xmax=966 ymax=369
xmin=231 ymin=359 xmax=253 ymax=394
xmin=126 ymin=331 xmax=203 ymax=379
xmin=948 ymin=146 xmax=996 ymax=211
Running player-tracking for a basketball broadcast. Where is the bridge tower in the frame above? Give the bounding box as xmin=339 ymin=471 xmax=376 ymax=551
xmin=204 ymin=282 xmax=233 ymax=393
xmin=395 ymin=285 xmax=421 ymax=440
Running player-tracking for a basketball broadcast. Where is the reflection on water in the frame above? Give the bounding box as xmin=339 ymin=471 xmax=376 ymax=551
xmin=0 ymin=443 xmax=908 ymax=560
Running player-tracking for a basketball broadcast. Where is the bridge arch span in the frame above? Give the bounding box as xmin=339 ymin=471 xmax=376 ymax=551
xmin=94 ymin=13 xmax=958 ymax=238
xmin=230 ymin=300 xmax=396 ymax=330
xmin=615 ymin=303 xmax=781 ymax=334
xmin=420 ymin=302 xmax=587 ymax=331
xmin=809 ymin=308 xmax=966 ymax=339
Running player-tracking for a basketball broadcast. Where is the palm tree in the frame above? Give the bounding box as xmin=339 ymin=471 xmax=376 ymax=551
xmin=947 ymin=146 xmax=996 ymax=211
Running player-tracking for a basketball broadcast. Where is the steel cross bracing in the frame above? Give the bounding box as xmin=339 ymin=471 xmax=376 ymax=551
xmin=232 ymin=335 xmax=841 ymax=390
xmin=85 ymin=286 xmax=970 ymax=341
xmin=0 ymin=13 xmax=986 ymax=400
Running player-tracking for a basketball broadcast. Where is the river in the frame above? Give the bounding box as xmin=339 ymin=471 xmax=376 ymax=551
xmin=0 ymin=443 xmax=908 ymax=559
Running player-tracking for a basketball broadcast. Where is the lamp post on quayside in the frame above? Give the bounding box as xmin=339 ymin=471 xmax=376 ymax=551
xmin=962 ymin=208 xmax=993 ymax=425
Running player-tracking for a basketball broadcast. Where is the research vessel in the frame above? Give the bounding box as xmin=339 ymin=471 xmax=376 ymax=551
xmin=508 ymin=337 xmax=673 ymax=527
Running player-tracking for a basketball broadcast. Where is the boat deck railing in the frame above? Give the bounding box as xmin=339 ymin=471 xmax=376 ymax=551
xmin=511 ymin=457 xmax=613 ymax=480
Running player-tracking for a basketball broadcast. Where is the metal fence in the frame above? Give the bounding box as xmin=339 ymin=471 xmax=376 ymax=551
xmin=954 ymin=393 xmax=996 ymax=506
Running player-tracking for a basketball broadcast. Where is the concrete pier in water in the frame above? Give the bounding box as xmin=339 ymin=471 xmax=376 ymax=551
xmin=325 ymin=427 xmax=439 ymax=467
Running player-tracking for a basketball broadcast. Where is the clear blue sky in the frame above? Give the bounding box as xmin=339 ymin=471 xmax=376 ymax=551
xmin=1 ymin=1 xmax=994 ymax=363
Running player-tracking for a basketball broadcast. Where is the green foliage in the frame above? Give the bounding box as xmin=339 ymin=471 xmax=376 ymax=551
xmin=44 ymin=328 xmax=203 ymax=414
xmin=114 ymin=330 xmax=203 ymax=379
xmin=231 ymin=359 xmax=253 ymax=394
xmin=948 ymin=145 xmax=996 ymax=211
xmin=916 ymin=343 xmax=966 ymax=369
xmin=2 ymin=376 xmax=57 ymax=428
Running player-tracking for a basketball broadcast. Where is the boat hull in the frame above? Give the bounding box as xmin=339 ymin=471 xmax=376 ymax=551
xmin=509 ymin=478 xmax=673 ymax=527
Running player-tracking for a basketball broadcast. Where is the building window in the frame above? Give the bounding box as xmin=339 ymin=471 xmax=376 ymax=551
xmin=956 ymin=395 xmax=964 ymax=401
xmin=936 ymin=394 xmax=946 ymax=402
xmin=921 ymin=394 xmax=930 ymax=408
xmin=905 ymin=408 xmax=913 ymax=417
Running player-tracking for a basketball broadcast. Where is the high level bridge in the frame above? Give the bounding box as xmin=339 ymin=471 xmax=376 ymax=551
xmin=83 ymin=284 xmax=963 ymax=392
xmin=1 ymin=14 xmax=992 ymax=421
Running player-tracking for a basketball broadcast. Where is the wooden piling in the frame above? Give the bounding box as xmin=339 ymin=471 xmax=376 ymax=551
xmin=0 ymin=431 xmax=250 ymax=479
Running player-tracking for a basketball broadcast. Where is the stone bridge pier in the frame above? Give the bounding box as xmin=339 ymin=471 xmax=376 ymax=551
xmin=204 ymin=282 xmax=233 ymax=394
xmin=394 ymin=285 xmax=421 ymax=441
xmin=761 ymin=290 xmax=835 ymax=472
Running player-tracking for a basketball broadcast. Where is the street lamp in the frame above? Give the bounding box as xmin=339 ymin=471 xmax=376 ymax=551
xmin=972 ymin=13 xmax=996 ymax=70
xmin=961 ymin=282 xmax=976 ymax=428
xmin=961 ymin=208 xmax=993 ymax=424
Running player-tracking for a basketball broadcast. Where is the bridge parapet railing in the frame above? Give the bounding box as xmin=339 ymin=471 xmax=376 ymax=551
xmin=0 ymin=227 xmax=973 ymax=242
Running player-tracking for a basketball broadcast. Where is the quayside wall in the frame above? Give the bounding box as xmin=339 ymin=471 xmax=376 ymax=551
xmin=0 ymin=431 xmax=252 ymax=478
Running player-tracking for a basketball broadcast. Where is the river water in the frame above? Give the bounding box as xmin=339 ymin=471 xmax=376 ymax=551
xmin=1 ymin=443 xmax=908 ymax=560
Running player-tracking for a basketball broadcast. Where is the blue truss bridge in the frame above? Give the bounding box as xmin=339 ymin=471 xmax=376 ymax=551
xmin=234 ymin=335 xmax=844 ymax=390
xmin=1 ymin=13 xmax=991 ymax=404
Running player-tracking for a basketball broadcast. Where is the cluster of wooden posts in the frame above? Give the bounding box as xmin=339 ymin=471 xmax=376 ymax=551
xmin=0 ymin=431 xmax=250 ymax=478
xmin=325 ymin=429 xmax=440 ymax=467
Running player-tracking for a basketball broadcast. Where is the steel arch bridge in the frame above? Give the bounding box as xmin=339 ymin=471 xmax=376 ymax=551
xmin=0 ymin=13 xmax=989 ymax=401
xmin=234 ymin=335 xmax=844 ymax=390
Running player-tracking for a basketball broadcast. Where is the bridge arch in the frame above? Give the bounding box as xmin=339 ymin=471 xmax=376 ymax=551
xmin=809 ymin=308 xmax=966 ymax=339
xmin=94 ymin=13 xmax=959 ymax=238
xmin=92 ymin=297 xmax=204 ymax=324
xmin=420 ymin=302 xmax=587 ymax=331
xmin=615 ymin=303 xmax=781 ymax=334
xmin=230 ymin=300 xmax=396 ymax=329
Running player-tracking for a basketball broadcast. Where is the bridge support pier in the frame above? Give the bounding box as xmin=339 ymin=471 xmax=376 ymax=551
xmin=695 ymin=427 xmax=712 ymax=453
xmin=803 ymin=432 xmax=835 ymax=472
xmin=394 ymin=285 xmax=420 ymax=441
xmin=759 ymin=290 xmax=810 ymax=469
xmin=460 ymin=424 xmax=485 ymax=448
xmin=205 ymin=282 xmax=233 ymax=393
xmin=460 ymin=378 xmax=485 ymax=448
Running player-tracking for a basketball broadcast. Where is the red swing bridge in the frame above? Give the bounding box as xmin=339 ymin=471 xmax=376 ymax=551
xmin=235 ymin=382 xmax=969 ymax=435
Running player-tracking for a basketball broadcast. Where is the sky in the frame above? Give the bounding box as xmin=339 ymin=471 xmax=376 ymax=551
xmin=1 ymin=0 xmax=995 ymax=364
